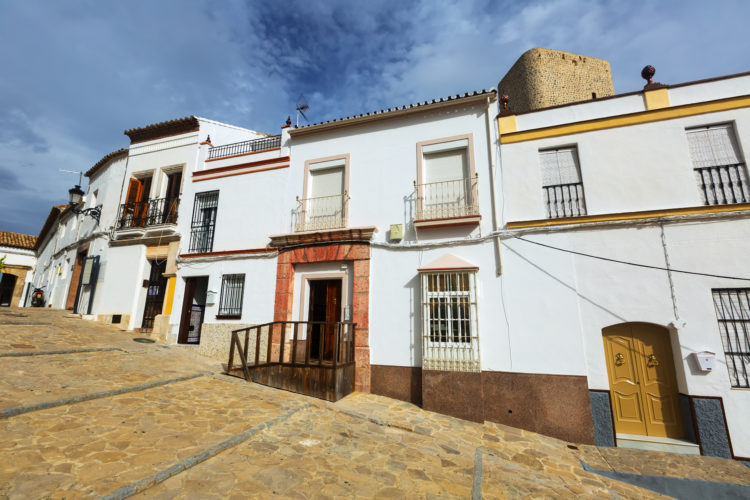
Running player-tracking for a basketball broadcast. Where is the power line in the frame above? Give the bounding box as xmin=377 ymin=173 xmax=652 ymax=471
xmin=513 ymin=236 xmax=750 ymax=282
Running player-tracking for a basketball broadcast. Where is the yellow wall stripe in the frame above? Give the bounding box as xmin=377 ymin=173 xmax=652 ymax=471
xmin=506 ymin=203 xmax=750 ymax=229
xmin=163 ymin=276 xmax=176 ymax=315
xmin=500 ymin=94 xmax=750 ymax=144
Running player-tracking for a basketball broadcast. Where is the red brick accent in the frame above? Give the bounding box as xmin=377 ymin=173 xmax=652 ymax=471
xmin=273 ymin=243 xmax=371 ymax=392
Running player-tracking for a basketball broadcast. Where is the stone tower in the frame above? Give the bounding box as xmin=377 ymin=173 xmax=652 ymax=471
xmin=498 ymin=48 xmax=614 ymax=113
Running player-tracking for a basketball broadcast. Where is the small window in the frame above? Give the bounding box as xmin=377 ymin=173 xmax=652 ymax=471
xmin=687 ymin=124 xmax=748 ymax=205
xmin=189 ymin=191 xmax=219 ymax=253
xmin=711 ymin=289 xmax=750 ymax=388
xmin=218 ymin=274 xmax=245 ymax=318
xmin=420 ymin=270 xmax=480 ymax=372
xmin=539 ymin=147 xmax=586 ymax=218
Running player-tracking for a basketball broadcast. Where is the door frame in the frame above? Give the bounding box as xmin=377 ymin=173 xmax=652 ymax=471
xmin=602 ymin=322 xmax=685 ymax=439
xmin=298 ymin=272 xmax=348 ymax=322
xmin=178 ymin=278 xmax=197 ymax=344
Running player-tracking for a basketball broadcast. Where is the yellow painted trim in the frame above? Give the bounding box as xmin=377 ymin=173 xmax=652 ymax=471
xmin=643 ymin=88 xmax=670 ymax=110
xmin=500 ymin=94 xmax=750 ymax=144
xmin=497 ymin=114 xmax=517 ymax=134
xmin=163 ymin=276 xmax=176 ymax=315
xmin=506 ymin=203 xmax=750 ymax=229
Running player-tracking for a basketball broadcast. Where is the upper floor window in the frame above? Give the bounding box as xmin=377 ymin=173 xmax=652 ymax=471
xmin=218 ymin=274 xmax=245 ymax=318
xmin=296 ymin=155 xmax=349 ymax=232
xmin=711 ymin=288 xmax=750 ymax=388
xmin=416 ymin=136 xmax=479 ymax=221
xmin=189 ymin=191 xmax=219 ymax=253
xmin=539 ymin=147 xmax=586 ymax=218
xmin=687 ymin=124 xmax=747 ymax=205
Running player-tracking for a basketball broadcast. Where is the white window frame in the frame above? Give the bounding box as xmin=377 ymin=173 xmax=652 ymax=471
xmin=420 ymin=270 xmax=480 ymax=372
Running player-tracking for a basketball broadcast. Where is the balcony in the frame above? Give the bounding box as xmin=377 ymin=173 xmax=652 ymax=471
xmin=544 ymin=182 xmax=586 ymax=218
xmin=207 ymin=135 xmax=281 ymax=160
xmin=695 ymin=163 xmax=748 ymax=206
xmin=414 ymin=176 xmax=480 ymax=227
xmin=117 ymin=197 xmax=179 ymax=230
xmin=294 ymin=193 xmax=348 ymax=232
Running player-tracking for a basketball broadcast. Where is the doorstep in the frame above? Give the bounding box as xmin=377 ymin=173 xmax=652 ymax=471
xmin=616 ymin=433 xmax=700 ymax=455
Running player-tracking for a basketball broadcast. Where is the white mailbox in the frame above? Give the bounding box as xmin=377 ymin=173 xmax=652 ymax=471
xmin=206 ymin=290 xmax=217 ymax=306
xmin=691 ymin=351 xmax=716 ymax=372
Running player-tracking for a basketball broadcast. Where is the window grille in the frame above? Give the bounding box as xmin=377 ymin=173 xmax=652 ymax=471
xmin=189 ymin=191 xmax=219 ymax=253
xmin=539 ymin=147 xmax=586 ymax=218
xmin=218 ymin=274 xmax=245 ymax=317
xmin=687 ymin=124 xmax=748 ymax=205
xmin=420 ymin=271 xmax=480 ymax=372
xmin=712 ymin=289 xmax=750 ymax=388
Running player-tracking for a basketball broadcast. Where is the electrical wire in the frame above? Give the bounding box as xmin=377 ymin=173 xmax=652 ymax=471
xmin=513 ymin=235 xmax=750 ymax=282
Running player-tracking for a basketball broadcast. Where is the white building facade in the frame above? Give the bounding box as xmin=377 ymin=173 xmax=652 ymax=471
xmin=497 ymin=70 xmax=750 ymax=458
xmin=0 ymin=231 xmax=37 ymax=307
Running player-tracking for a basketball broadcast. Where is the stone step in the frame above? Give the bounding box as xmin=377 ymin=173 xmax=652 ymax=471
xmin=0 ymin=376 xmax=307 ymax=499
xmin=616 ymin=433 xmax=701 ymax=455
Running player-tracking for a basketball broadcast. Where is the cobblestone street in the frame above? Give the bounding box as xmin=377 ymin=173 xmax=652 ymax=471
xmin=1 ymin=308 xmax=748 ymax=499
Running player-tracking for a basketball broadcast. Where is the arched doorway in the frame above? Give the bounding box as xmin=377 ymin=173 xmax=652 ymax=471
xmin=602 ymin=322 xmax=684 ymax=439
xmin=0 ymin=273 xmax=18 ymax=306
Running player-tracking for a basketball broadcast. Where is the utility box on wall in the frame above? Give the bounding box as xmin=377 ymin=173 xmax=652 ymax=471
xmin=691 ymin=351 xmax=716 ymax=372
xmin=389 ymin=224 xmax=404 ymax=242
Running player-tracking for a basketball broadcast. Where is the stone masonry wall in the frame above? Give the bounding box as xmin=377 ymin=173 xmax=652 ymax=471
xmin=498 ymin=47 xmax=614 ymax=113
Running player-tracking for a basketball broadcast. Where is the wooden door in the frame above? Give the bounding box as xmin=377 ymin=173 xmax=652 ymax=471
xmin=603 ymin=323 xmax=684 ymax=438
xmin=178 ymin=278 xmax=196 ymax=344
xmin=65 ymin=251 xmax=86 ymax=310
xmin=164 ymin=172 xmax=182 ymax=223
xmin=141 ymin=260 xmax=167 ymax=330
xmin=308 ymin=279 xmax=342 ymax=361
xmin=123 ymin=178 xmax=142 ymax=226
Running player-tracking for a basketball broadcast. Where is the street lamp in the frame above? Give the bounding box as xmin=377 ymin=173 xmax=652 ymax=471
xmin=68 ymin=184 xmax=102 ymax=223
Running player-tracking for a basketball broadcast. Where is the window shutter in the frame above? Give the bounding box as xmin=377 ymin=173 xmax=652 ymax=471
xmin=310 ymin=167 xmax=344 ymax=198
xmin=687 ymin=124 xmax=742 ymax=168
xmin=539 ymin=148 xmax=582 ymax=186
xmin=424 ymin=149 xmax=467 ymax=183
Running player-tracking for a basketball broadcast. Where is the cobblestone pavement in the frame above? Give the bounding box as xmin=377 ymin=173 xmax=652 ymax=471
xmin=1 ymin=308 xmax=748 ymax=499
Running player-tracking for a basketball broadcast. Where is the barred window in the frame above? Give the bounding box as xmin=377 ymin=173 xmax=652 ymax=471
xmin=711 ymin=289 xmax=750 ymax=388
xmin=189 ymin=191 xmax=219 ymax=252
xmin=218 ymin=274 xmax=245 ymax=318
xmin=421 ymin=271 xmax=479 ymax=372
xmin=539 ymin=147 xmax=586 ymax=218
xmin=687 ymin=124 xmax=748 ymax=205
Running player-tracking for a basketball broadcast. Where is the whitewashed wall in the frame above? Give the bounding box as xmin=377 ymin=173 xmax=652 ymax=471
xmin=502 ymin=107 xmax=750 ymax=222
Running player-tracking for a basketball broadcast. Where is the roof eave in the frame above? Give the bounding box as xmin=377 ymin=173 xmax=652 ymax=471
xmin=289 ymin=92 xmax=496 ymax=137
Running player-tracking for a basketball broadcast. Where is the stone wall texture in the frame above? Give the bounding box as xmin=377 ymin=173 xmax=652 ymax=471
xmin=498 ymin=47 xmax=614 ymax=113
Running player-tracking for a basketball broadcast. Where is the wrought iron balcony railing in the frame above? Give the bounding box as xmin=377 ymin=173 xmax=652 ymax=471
xmin=415 ymin=176 xmax=479 ymax=220
xmin=544 ymin=182 xmax=586 ymax=218
xmin=117 ymin=196 xmax=179 ymax=229
xmin=695 ymin=163 xmax=748 ymax=206
xmin=207 ymin=135 xmax=281 ymax=160
xmin=294 ymin=193 xmax=348 ymax=232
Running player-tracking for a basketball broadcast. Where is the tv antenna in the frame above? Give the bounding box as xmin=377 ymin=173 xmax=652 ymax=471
xmin=60 ymin=169 xmax=83 ymax=186
xmin=295 ymin=94 xmax=309 ymax=127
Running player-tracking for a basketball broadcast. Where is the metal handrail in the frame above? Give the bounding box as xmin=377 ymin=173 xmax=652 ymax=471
xmin=117 ymin=196 xmax=179 ymax=229
xmin=208 ymin=135 xmax=281 ymax=159
xmin=695 ymin=163 xmax=748 ymax=206
xmin=543 ymin=182 xmax=586 ymax=218
xmin=294 ymin=192 xmax=349 ymax=232
xmin=414 ymin=175 xmax=479 ymax=220
xmin=227 ymin=320 xmax=357 ymax=381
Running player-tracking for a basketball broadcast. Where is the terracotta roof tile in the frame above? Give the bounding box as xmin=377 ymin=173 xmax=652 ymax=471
xmin=85 ymin=148 xmax=128 ymax=178
xmin=289 ymin=89 xmax=496 ymax=135
xmin=124 ymin=116 xmax=199 ymax=144
xmin=0 ymin=231 xmax=37 ymax=250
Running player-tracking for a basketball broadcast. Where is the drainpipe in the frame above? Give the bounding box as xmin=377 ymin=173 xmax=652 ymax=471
xmin=485 ymin=94 xmax=502 ymax=275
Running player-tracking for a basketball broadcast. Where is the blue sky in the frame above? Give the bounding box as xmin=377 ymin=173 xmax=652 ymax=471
xmin=1 ymin=0 xmax=749 ymax=235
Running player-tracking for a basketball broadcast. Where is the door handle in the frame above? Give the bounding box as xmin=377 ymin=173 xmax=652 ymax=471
xmin=615 ymin=353 xmax=625 ymax=366
xmin=647 ymin=354 xmax=660 ymax=367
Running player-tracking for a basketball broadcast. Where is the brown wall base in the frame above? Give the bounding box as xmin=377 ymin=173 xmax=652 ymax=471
xmin=482 ymin=371 xmax=595 ymax=444
xmin=379 ymin=369 xmax=597 ymax=444
xmin=371 ymin=365 xmax=423 ymax=406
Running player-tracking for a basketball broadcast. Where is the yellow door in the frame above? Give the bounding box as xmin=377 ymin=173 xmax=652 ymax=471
xmin=603 ymin=323 xmax=684 ymax=439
